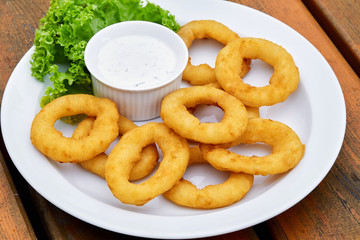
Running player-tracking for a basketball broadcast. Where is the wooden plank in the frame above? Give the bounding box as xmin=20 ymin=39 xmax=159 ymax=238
xmin=0 ymin=146 xmax=36 ymax=239
xmin=302 ymin=0 xmax=360 ymax=76
xmin=0 ymin=0 xmax=50 ymax=99
xmin=229 ymin=0 xmax=360 ymax=239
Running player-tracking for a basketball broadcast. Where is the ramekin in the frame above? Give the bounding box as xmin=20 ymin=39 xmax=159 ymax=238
xmin=84 ymin=21 xmax=188 ymax=121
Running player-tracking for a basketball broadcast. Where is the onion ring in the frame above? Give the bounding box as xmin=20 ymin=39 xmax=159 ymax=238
xmin=163 ymin=145 xmax=254 ymax=209
xmin=178 ymin=20 xmax=251 ymax=85
xmin=72 ymin=116 xmax=159 ymax=181
xmin=160 ymin=86 xmax=248 ymax=144
xmin=30 ymin=94 xmax=119 ymax=163
xmin=215 ymin=37 xmax=300 ymax=107
xmin=200 ymin=118 xmax=305 ymax=175
xmin=105 ymin=122 xmax=189 ymax=206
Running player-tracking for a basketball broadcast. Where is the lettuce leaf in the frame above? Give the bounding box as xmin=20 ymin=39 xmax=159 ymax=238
xmin=30 ymin=0 xmax=180 ymax=107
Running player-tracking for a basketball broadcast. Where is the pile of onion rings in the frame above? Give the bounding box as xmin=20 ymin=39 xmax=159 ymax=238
xmin=160 ymin=20 xmax=304 ymax=208
xmin=29 ymin=19 xmax=305 ymax=209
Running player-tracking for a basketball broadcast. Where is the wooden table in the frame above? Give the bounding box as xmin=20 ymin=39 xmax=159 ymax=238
xmin=1 ymin=0 xmax=359 ymax=239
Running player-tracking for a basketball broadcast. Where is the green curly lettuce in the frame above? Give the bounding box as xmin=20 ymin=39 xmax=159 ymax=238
xmin=30 ymin=0 xmax=181 ymax=108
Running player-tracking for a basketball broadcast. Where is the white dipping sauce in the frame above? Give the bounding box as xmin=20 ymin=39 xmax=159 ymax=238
xmin=97 ymin=35 xmax=177 ymax=89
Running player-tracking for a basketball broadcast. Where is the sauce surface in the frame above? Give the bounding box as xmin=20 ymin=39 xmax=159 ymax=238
xmin=97 ymin=35 xmax=177 ymax=89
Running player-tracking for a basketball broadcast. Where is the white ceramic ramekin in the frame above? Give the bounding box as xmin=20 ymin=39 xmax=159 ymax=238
xmin=84 ymin=21 xmax=188 ymax=121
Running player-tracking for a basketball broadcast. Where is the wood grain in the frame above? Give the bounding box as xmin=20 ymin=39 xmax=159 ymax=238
xmin=0 ymin=0 xmax=49 ymax=100
xmin=0 ymin=151 xmax=35 ymax=240
xmin=303 ymin=0 xmax=360 ymax=76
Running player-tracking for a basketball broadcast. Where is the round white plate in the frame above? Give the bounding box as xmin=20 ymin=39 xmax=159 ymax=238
xmin=1 ymin=0 xmax=346 ymax=238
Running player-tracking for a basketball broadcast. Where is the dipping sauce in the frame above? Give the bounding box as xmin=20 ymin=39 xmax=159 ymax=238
xmin=97 ymin=35 xmax=177 ymax=89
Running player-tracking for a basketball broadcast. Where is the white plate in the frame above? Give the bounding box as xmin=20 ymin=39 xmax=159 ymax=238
xmin=1 ymin=0 xmax=346 ymax=238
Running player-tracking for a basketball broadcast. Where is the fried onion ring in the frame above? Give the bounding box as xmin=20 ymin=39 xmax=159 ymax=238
xmin=30 ymin=94 xmax=119 ymax=163
xmin=215 ymin=37 xmax=300 ymax=107
xmin=105 ymin=122 xmax=189 ymax=206
xmin=178 ymin=20 xmax=251 ymax=85
xmin=160 ymin=86 xmax=248 ymax=144
xmin=200 ymin=118 xmax=305 ymax=175
xmin=163 ymin=145 xmax=254 ymax=209
xmin=72 ymin=116 xmax=159 ymax=181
